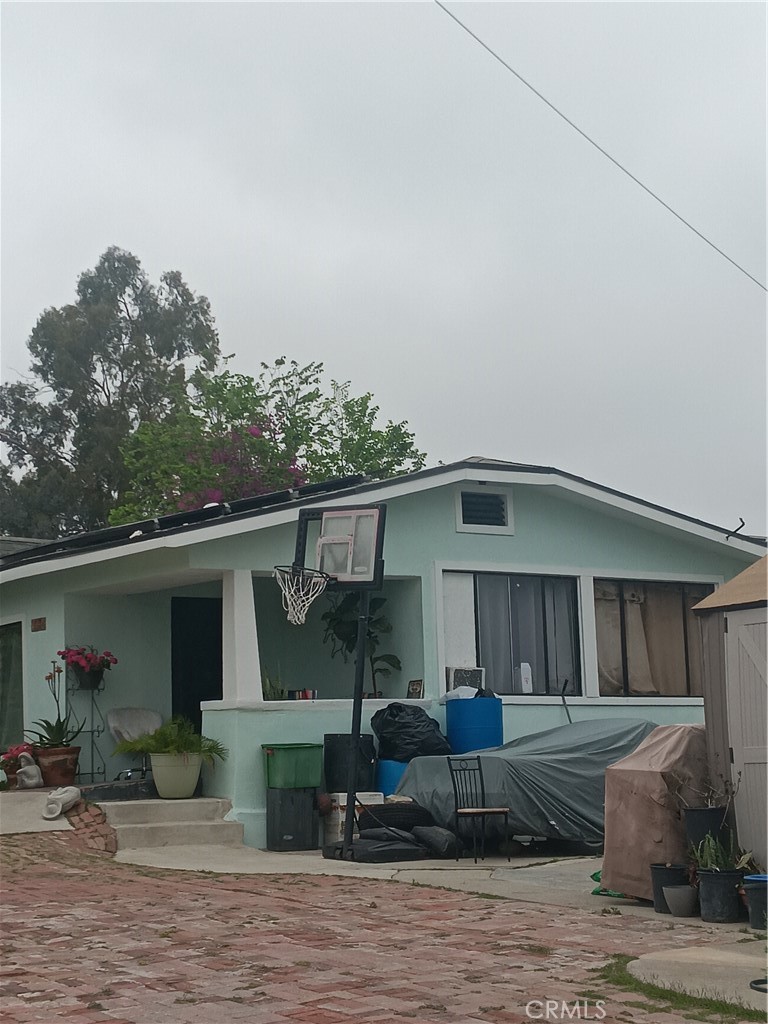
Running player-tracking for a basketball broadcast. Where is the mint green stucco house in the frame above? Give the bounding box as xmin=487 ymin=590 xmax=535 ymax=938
xmin=1 ymin=458 xmax=763 ymax=847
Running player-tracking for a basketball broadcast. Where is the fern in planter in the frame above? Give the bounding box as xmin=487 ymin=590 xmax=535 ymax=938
xmin=112 ymin=716 xmax=228 ymax=767
xmin=321 ymin=592 xmax=401 ymax=694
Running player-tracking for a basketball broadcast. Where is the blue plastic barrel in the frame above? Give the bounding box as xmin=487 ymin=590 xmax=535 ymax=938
xmin=446 ymin=697 xmax=503 ymax=754
xmin=375 ymin=759 xmax=408 ymax=796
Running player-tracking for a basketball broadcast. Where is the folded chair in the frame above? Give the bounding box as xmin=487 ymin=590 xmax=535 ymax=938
xmin=447 ymin=755 xmax=510 ymax=863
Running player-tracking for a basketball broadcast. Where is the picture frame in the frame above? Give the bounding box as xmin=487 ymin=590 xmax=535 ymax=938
xmin=406 ymin=679 xmax=424 ymax=699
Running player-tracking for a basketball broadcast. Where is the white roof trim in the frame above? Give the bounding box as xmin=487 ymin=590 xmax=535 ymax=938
xmin=1 ymin=466 xmax=763 ymax=584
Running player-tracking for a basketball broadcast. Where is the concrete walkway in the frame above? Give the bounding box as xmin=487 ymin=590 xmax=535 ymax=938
xmin=113 ymin=844 xmax=768 ymax=1014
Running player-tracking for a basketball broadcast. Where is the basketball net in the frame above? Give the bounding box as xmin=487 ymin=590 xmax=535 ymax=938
xmin=274 ymin=566 xmax=332 ymax=625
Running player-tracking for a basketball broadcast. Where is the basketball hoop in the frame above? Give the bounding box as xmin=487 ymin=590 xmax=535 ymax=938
xmin=274 ymin=565 xmax=332 ymax=625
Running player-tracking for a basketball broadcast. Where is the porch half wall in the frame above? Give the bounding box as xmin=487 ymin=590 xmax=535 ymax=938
xmin=201 ymin=697 xmax=705 ymax=849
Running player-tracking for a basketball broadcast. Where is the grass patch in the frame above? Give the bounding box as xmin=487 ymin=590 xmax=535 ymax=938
xmin=593 ymin=954 xmax=765 ymax=1023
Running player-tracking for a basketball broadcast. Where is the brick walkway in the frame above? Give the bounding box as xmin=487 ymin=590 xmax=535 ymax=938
xmin=0 ymin=833 xmax=756 ymax=1024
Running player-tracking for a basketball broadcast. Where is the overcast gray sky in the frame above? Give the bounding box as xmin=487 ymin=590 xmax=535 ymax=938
xmin=2 ymin=1 xmax=766 ymax=533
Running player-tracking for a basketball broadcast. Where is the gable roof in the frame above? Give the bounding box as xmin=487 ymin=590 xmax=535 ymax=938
xmin=693 ymin=555 xmax=768 ymax=612
xmin=1 ymin=457 xmax=764 ymax=581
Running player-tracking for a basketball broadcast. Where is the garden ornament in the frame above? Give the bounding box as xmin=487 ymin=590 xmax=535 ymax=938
xmin=42 ymin=786 xmax=81 ymax=820
xmin=15 ymin=752 xmax=44 ymax=789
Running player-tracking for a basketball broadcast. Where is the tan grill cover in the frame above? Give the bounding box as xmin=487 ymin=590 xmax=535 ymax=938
xmin=601 ymin=724 xmax=708 ymax=901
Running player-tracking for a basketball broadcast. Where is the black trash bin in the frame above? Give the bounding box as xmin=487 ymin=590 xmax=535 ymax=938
xmin=266 ymin=788 xmax=319 ymax=851
xmin=324 ymin=733 xmax=376 ymax=793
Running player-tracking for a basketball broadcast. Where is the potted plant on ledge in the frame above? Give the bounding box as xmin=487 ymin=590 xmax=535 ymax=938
xmin=112 ymin=716 xmax=228 ymax=799
xmin=26 ymin=662 xmax=85 ymax=786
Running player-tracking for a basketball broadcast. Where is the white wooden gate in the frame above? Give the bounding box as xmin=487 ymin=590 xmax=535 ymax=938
xmin=725 ymin=607 xmax=767 ymax=868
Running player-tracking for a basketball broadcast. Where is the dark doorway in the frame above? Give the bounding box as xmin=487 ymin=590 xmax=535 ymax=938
xmin=171 ymin=598 xmax=223 ymax=731
xmin=0 ymin=622 xmax=24 ymax=751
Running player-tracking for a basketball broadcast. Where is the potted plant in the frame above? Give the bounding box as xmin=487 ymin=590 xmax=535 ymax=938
xmin=112 ymin=716 xmax=228 ymax=799
xmin=25 ymin=662 xmax=85 ymax=786
xmin=691 ymin=833 xmax=753 ymax=924
xmin=0 ymin=742 xmax=35 ymax=789
xmin=58 ymin=645 xmax=118 ymax=690
xmin=675 ymin=769 xmax=740 ymax=850
xmin=321 ymin=593 xmax=402 ymax=694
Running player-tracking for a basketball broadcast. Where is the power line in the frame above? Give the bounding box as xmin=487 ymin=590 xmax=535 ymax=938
xmin=434 ymin=0 xmax=766 ymax=292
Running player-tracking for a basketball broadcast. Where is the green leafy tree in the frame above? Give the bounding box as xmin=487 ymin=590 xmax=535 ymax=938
xmin=110 ymin=358 xmax=426 ymax=524
xmin=0 ymin=247 xmax=219 ymax=537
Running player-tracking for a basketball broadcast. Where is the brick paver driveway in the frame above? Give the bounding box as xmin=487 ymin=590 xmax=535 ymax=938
xmin=0 ymin=833 xmax=754 ymax=1024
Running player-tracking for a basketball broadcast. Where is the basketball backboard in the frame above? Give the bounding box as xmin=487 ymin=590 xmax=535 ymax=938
xmin=293 ymin=504 xmax=386 ymax=590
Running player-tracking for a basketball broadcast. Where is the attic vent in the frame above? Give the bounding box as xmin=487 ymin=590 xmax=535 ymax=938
xmin=461 ymin=491 xmax=507 ymax=527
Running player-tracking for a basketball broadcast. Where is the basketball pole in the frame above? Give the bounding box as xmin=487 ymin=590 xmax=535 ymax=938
xmin=341 ymin=589 xmax=370 ymax=858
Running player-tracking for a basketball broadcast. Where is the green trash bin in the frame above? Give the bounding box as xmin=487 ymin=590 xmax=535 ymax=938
xmin=262 ymin=743 xmax=323 ymax=788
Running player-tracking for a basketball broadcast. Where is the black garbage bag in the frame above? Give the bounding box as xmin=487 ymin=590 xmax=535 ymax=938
xmin=371 ymin=702 xmax=451 ymax=762
xmin=411 ymin=825 xmax=462 ymax=859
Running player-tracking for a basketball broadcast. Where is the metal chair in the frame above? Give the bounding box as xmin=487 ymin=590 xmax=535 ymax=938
xmin=447 ymin=756 xmax=510 ymax=863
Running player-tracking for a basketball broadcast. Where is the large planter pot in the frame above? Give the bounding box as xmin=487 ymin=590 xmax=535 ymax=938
xmin=743 ymin=875 xmax=768 ymax=931
xmin=684 ymin=806 xmax=729 ymax=850
xmin=662 ymin=884 xmax=699 ymax=918
xmin=650 ymin=863 xmax=689 ymax=913
xmin=2 ymin=767 xmax=18 ymax=789
xmin=71 ymin=666 xmax=104 ymax=691
xmin=150 ymin=753 xmax=202 ymax=799
xmin=698 ymin=869 xmax=743 ymax=923
xmin=34 ymin=746 xmax=81 ymax=787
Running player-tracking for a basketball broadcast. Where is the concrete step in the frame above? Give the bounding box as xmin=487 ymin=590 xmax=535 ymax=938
xmin=98 ymin=798 xmax=231 ymax=826
xmin=111 ymin=820 xmax=245 ymax=850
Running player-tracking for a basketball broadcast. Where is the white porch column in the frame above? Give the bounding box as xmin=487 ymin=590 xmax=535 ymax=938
xmin=579 ymin=575 xmax=600 ymax=697
xmin=221 ymin=570 xmax=264 ymax=702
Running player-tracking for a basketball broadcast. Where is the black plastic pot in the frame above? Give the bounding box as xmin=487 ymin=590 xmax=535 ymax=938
xmin=684 ymin=806 xmax=728 ymax=850
xmin=698 ymin=869 xmax=743 ymax=923
xmin=650 ymin=864 xmax=689 ymax=914
xmin=744 ymin=876 xmax=768 ymax=931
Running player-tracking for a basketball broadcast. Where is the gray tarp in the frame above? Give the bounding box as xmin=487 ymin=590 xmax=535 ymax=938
xmin=395 ymin=718 xmax=658 ymax=843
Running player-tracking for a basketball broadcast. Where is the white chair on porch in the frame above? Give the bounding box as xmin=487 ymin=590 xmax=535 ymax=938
xmin=107 ymin=707 xmax=162 ymax=780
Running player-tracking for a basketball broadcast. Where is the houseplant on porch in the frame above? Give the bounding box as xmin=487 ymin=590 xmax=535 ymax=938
xmin=25 ymin=662 xmax=85 ymax=786
xmin=112 ymin=716 xmax=228 ymax=798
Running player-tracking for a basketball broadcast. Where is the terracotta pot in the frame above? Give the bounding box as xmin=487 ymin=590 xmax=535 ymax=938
xmin=72 ymin=666 xmax=104 ymax=691
xmin=34 ymin=746 xmax=81 ymax=787
xmin=2 ymin=767 xmax=18 ymax=789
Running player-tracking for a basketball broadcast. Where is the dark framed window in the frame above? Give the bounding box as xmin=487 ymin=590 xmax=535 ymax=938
xmin=474 ymin=573 xmax=581 ymax=696
xmin=594 ymin=579 xmax=713 ymax=697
